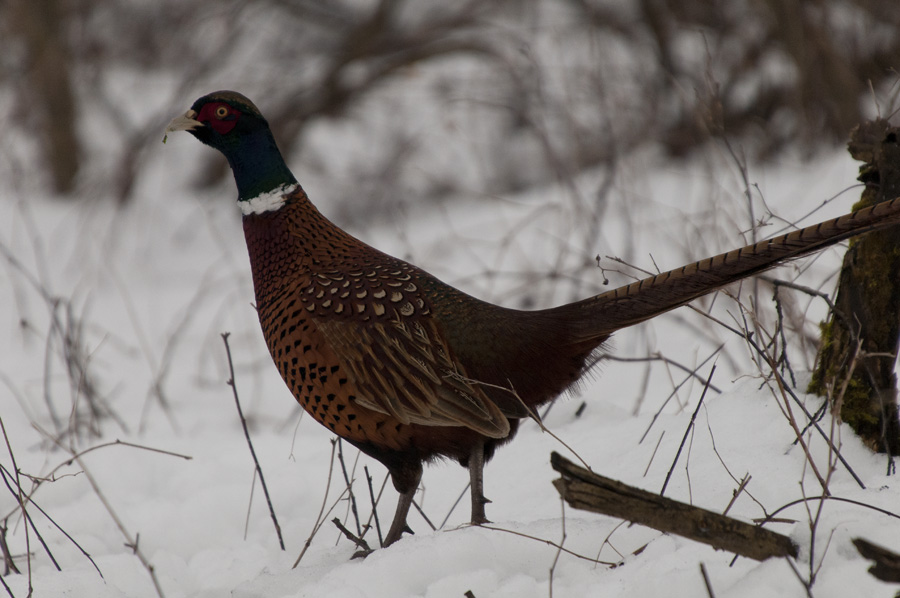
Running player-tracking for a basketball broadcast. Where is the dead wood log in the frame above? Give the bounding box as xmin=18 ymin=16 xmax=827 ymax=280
xmin=853 ymin=537 xmax=900 ymax=583
xmin=550 ymin=452 xmax=797 ymax=561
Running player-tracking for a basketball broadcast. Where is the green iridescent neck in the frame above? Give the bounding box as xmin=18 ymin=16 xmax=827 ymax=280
xmin=221 ymin=127 xmax=297 ymax=202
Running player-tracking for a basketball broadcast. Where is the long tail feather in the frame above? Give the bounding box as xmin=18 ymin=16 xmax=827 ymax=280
xmin=556 ymin=197 xmax=900 ymax=342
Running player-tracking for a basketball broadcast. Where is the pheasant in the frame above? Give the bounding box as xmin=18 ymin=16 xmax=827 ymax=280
xmin=166 ymin=90 xmax=900 ymax=548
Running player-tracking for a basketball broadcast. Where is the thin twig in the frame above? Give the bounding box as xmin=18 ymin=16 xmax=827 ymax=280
xmin=722 ymin=475 xmax=751 ymax=517
xmin=764 ymin=341 xmax=830 ymax=496
xmin=760 ymin=494 xmax=900 ymax=525
xmin=0 ymin=520 xmax=20 ymax=576
xmin=0 ymin=465 xmax=101 ymax=578
xmin=412 ymin=499 xmax=437 ymax=531
xmin=0 ymin=415 xmax=34 ymax=595
xmin=699 ymin=562 xmax=717 ymax=598
xmin=603 ymin=354 xmax=722 ymax=394
xmin=221 ymin=332 xmax=285 ymax=550
xmin=785 ymin=556 xmax=815 ymax=598
xmin=336 ymin=440 xmax=363 ymax=537
xmin=639 ymin=345 xmax=723 ymax=443
xmin=364 ymin=466 xmax=384 ymax=547
xmin=2 ymin=437 xmax=191 ymax=522
xmin=0 ymin=465 xmax=57 ymax=583
xmin=78 ymin=460 xmax=166 ymax=598
xmin=0 ymin=570 xmax=14 ymax=598
xmin=441 ymin=484 xmax=469 ymax=530
xmin=477 ymin=524 xmax=616 ymax=566
xmin=244 ymin=469 xmax=258 ymax=541
xmin=806 ymin=341 xmax=861 ymax=584
xmin=642 ymin=431 xmax=665 ymax=477
xmin=702 ymin=404 xmax=770 ymax=517
xmin=331 ymin=517 xmax=371 ymax=554
xmin=451 ymin=374 xmax=595 ymax=471
xmin=770 ymin=284 xmax=797 ymax=387
xmin=594 ymin=520 xmax=629 ymax=564
xmin=661 ymin=365 xmax=717 ymax=496
xmin=733 ymin=296 xmax=832 ymax=498
xmin=294 ymin=439 xmax=339 ymax=567
xmin=360 ymin=471 xmax=389 ymax=544
xmin=691 ymin=301 xmax=866 ymax=489
xmin=549 ymin=498 xmax=566 ymax=598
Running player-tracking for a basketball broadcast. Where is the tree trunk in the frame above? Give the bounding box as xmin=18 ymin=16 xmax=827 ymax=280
xmin=13 ymin=0 xmax=80 ymax=195
xmin=809 ymin=119 xmax=900 ymax=455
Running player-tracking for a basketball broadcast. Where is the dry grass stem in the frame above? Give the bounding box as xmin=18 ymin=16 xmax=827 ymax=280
xmin=221 ymin=332 xmax=285 ymax=551
xmin=660 ymin=365 xmax=717 ymax=496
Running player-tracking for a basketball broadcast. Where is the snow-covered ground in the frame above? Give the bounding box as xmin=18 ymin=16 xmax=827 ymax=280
xmin=2 ymin=88 xmax=899 ymax=598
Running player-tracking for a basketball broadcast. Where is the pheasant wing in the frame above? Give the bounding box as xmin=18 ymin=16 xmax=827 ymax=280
xmin=315 ymin=310 xmax=511 ymax=439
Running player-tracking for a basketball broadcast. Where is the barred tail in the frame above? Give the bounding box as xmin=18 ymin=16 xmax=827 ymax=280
xmin=554 ymin=197 xmax=900 ymax=342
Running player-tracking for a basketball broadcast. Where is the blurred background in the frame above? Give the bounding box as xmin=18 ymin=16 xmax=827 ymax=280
xmin=5 ymin=0 xmax=900 ymax=205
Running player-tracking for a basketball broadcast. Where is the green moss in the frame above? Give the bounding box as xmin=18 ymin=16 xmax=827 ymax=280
xmin=811 ymin=124 xmax=900 ymax=453
xmin=840 ymin=376 xmax=881 ymax=428
xmin=809 ymin=226 xmax=900 ymax=452
xmin=807 ymin=320 xmax=836 ymax=396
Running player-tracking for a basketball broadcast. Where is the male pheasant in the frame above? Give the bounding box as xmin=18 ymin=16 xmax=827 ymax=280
xmin=167 ymin=90 xmax=900 ymax=548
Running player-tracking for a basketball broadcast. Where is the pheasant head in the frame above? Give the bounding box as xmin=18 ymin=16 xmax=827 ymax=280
xmin=165 ymin=90 xmax=297 ymax=204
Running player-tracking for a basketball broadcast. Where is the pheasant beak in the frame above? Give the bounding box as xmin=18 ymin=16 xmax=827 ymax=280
xmin=163 ymin=109 xmax=201 ymax=143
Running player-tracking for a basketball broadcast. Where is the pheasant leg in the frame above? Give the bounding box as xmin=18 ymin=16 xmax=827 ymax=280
xmin=468 ymin=439 xmax=491 ymax=524
xmin=383 ymin=470 xmax=422 ymax=547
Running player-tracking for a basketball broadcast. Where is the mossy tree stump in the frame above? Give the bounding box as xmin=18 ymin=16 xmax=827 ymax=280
xmin=809 ymin=119 xmax=900 ymax=454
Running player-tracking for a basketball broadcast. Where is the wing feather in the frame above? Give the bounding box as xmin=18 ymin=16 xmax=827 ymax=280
xmin=315 ymin=316 xmax=510 ymax=438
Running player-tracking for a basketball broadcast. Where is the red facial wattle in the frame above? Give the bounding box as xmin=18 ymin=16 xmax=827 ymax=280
xmin=196 ymin=102 xmax=240 ymax=135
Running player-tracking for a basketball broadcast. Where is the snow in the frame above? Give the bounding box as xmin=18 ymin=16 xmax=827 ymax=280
xmin=2 ymin=105 xmax=900 ymax=598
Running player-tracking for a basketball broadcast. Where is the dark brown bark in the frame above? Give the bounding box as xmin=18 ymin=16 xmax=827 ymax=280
xmin=809 ymin=120 xmax=900 ymax=455
xmin=550 ymin=452 xmax=798 ymax=561
xmin=853 ymin=538 xmax=900 ymax=583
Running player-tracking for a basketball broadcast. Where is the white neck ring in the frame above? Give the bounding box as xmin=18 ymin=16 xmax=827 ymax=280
xmin=239 ymin=184 xmax=299 ymax=215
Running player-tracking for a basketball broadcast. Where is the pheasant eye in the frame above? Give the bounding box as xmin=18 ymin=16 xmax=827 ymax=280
xmin=215 ymin=105 xmax=229 ymax=119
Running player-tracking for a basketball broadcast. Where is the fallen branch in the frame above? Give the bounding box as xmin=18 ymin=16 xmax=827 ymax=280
xmin=853 ymin=537 xmax=900 ymax=583
xmin=550 ymin=452 xmax=797 ymax=561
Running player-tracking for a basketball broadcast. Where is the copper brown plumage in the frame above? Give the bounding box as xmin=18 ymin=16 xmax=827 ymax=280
xmin=167 ymin=90 xmax=900 ymax=549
